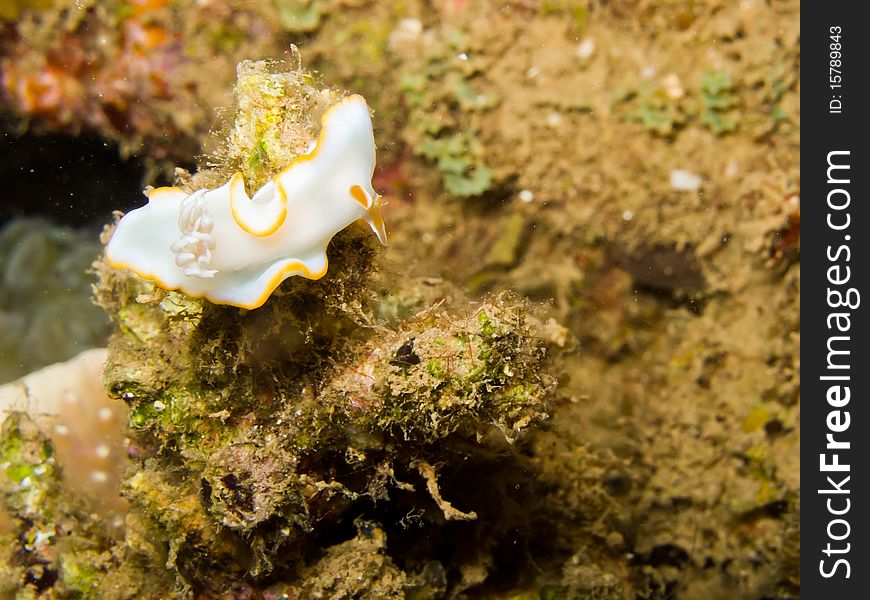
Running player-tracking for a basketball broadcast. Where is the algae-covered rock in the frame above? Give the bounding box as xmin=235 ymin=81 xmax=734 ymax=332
xmin=0 ymin=412 xmax=171 ymax=599
xmin=80 ymin=56 xmax=564 ymax=596
xmin=94 ymin=238 xmax=557 ymax=591
xmin=294 ymin=520 xmax=409 ymax=599
xmin=0 ymin=412 xmax=62 ymax=596
xmin=324 ymin=296 xmax=552 ymax=443
xmin=190 ymin=54 xmax=345 ymax=193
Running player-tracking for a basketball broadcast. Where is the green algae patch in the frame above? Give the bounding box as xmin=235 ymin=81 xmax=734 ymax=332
xmin=1 ymin=413 xmax=60 ymax=533
xmin=484 ymin=213 xmax=527 ymax=268
xmin=58 ymin=553 xmax=104 ymax=597
xmin=699 ymin=70 xmax=740 ymax=134
xmin=398 ymin=28 xmax=496 ymax=197
xmin=192 ymin=56 xmax=345 ymax=193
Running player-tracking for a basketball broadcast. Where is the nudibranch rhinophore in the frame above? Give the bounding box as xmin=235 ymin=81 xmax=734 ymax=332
xmin=106 ymin=95 xmax=387 ymax=310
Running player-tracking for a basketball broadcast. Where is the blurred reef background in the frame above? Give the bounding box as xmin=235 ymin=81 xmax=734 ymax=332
xmin=1 ymin=0 xmax=799 ymax=598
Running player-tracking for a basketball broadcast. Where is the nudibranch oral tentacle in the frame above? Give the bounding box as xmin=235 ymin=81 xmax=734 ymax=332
xmin=350 ymin=184 xmax=388 ymax=245
xmin=106 ymin=94 xmax=386 ymax=310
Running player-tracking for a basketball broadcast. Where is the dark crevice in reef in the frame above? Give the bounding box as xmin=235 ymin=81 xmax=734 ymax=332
xmin=610 ymin=242 xmax=710 ymax=313
xmin=0 ymin=129 xmax=159 ymax=227
xmin=295 ymin=437 xmax=572 ymax=596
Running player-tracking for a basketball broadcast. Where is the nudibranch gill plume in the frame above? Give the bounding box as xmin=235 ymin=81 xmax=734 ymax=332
xmin=106 ymin=95 xmax=386 ymax=310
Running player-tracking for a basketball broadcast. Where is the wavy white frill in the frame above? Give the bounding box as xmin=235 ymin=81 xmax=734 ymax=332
xmin=106 ymin=95 xmax=387 ymax=309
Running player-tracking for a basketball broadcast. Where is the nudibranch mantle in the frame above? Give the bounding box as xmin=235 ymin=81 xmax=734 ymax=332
xmin=106 ymin=95 xmax=387 ymax=310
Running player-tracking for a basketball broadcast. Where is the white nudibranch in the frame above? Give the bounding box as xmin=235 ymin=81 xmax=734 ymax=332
xmin=106 ymin=95 xmax=387 ymax=310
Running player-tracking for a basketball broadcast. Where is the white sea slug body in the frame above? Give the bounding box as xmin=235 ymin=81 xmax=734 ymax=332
xmin=106 ymin=95 xmax=387 ymax=310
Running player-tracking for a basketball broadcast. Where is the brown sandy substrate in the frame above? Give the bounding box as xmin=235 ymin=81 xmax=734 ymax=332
xmin=305 ymin=1 xmax=800 ymax=596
